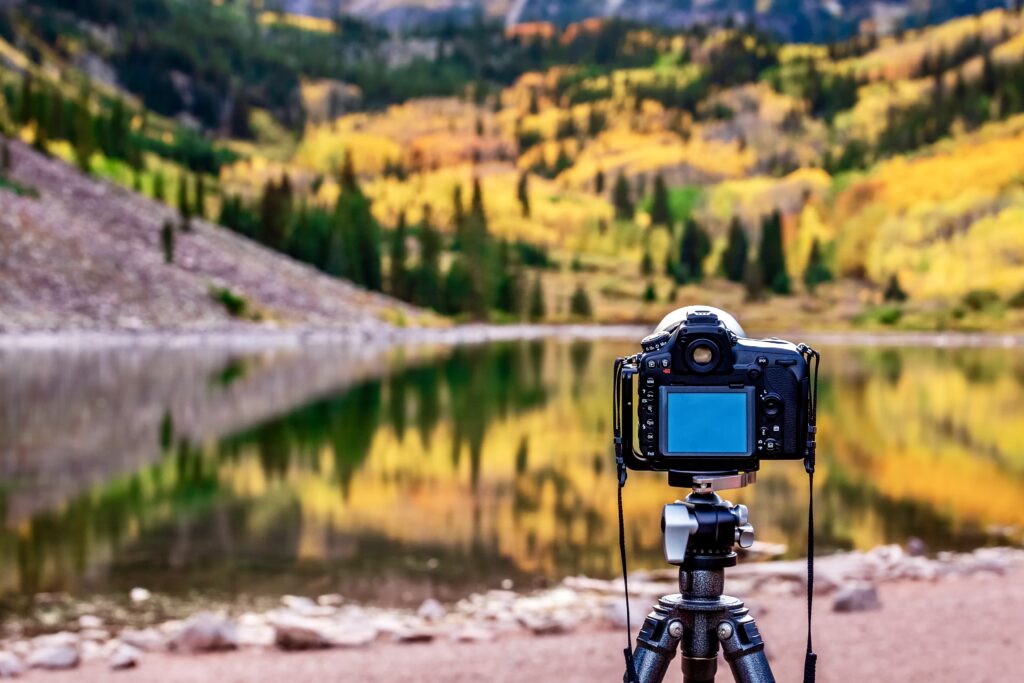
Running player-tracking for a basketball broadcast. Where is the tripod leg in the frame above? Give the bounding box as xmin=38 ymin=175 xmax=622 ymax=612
xmin=715 ymin=602 xmax=775 ymax=683
xmin=626 ymin=598 xmax=683 ymax=683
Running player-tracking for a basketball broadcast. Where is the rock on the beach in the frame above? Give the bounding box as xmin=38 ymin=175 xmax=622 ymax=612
xmin=416 ymin=598 xmax=446 ymax=622
xmin=604 ymin=596 xmax=654 ymax=629
xmin=517 ymin=614 xmax=571 ymax=635
xmin=78 ymin=615 xmax=104 ymax=629
xmin=27 ymin=643 xmax=79 ymax=670
xmin=281 ymin=595 xmax=335 ymax=617
xmin=833 ymin=583 xmax=881 ymax=613
xmin=168 ymin=612 xmax=238 ymax=653
xmin=129 ymin=587 xmax=151 ymax=604
xmin=271 ymin=614 xmax=331 ymax=651
xmin=109 ymin=643 xmax=141 ymax=670
xmin=118 ymin=627 xmax=166 ymax=652
xmin=0 ymin=651 xmax=25 ymax=678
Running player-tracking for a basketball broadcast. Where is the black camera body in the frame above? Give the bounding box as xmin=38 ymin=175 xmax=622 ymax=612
xmin=614 ymin=307 xmax=816 ymax=481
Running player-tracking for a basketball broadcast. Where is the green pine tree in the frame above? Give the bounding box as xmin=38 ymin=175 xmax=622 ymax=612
xmin=414 ymin=206 xmax=443 ymax=310
xmin=722 ymin=216 xmax=749 ymax=283
xmin=883 ymin=273 xmax=907 ymax=302
xmin=677 ymin=218 xmax=710 ymax=284
xmin=528 ymin=274 xmax=546 ymax=321
xmin=612 ymin=172 xmax=633 ymax=220
xmin=193 ymin=174 xmax=206 ymax=220
xmin=388 ymin=211 xmax=410 ymax=300
xmin=178 ymin=171 xmax=193 ymax=231
xmin=803 ymin=238 xmax=832 ymax=294
xmin=160 ymin=220 xmax=175 ymax=264
xmin=744 ymin=259 xmax=765 ymax=302
xmin=650 ymin=173 xmax=671 ymax=226
xmin=758 ymin=211 xmax=788 ymax=294
xmin=643 ymin=281 xmax=657 ymax=302
xmin=152 ymin=171 xmax=166 ymax=202
xmin=569 ymin=283 xmax=593 ymax=319
xmin=517 ymin=171 xmax=530 ymax=218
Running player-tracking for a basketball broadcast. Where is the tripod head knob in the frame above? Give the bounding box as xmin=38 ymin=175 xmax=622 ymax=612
xmin=663 ymin=503 xmax=699 ymax=564
xmin=662 ymin=497 xmax=757 ymax=566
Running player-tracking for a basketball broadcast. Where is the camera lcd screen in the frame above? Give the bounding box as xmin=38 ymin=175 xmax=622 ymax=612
xmin=661 ymin=387 xmax=753 ymax=456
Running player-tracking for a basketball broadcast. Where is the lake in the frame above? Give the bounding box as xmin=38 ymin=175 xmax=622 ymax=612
xmin=1 ymin=338 xmax=1022 ymax=610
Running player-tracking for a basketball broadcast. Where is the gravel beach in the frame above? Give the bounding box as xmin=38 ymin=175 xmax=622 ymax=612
xmin=10 ymin=560 xmax=1023 ymax=682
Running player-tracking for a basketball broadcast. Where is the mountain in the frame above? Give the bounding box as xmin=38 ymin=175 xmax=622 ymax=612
xmin=271 ymin=0 xmax=1009 ymax=42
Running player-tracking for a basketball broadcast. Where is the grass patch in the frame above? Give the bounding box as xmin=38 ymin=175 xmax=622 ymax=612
xmin=0 ymin=175 xmax=39 ymax=198
xmin=209 ymin=286 xmax=260 ymax=320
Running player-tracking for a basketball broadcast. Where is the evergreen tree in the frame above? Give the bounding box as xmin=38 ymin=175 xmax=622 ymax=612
xmin=0 ymin=137 xmax=10 ymax=175
xmin=259 ymin=175 xmax=294 ymax=248
xmin=528 ymin=274 xmax=546 ymax=321
xmin=152 ymin=171 xmax=166 ymax=202
xmin=612 ymin=172 xmax=633 ymax=220
xmin=72 ymin=90 xmax=95 ymax=173
xmin=442 ymin=259 xmax=474 ymax=315
xmin=803 ymin=238 xmax=832 ymax=293
xmin=569 ymin=283 xmax=593 ymax=319
xmin=334 ymin=166 xmax=383 ymax=291
xmin=758 ymin=211 xmax=788 ymax=294
xmin=388 ymin=211 xmax=410 ymax=300
xmin=414 ymin=206 xmax=443 ymax=310
xmin=722 ymin=216 xmax=748 ymax=282
xmin=883 ymin=273 xmax=907 ymax=302
xmin=743 ymin=259 xmax=765 ymax=302
xmin=643 ymin=281 xmax=657 ymax=302
xmin=650 ymin=173 xmax=671 ymax=226
xmin=452 ymin=183 xmax=465 ymax=240
xmin=177 ymin=171 xmax=192 ymax=231
xmin=460 ymin=177 xmax=492 ymax=318
xmin=594 ymin=169 xmax=605 ymax=194
xmin=495 ymin=240 xmax=524 ymax=316
xmin=677 ymin=218 xmax=710 ymax=284
xmin=517 ymin=171 xmax=530 ymax=218
xmin=641 ymin=248 xmax=653 ymax=276
xmin=193 ymin=174 xmax=206 ymax=219
xmin=553 ymin=144 xmax=571 ymax=175
xmin=160 ymin=220 xmax=175 ymax=264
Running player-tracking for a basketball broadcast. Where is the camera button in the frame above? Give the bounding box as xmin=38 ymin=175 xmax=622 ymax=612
xmin=757 ymin=356 xmax=768 ymax=366
xmin=647 ymin=360 xmax=657 ymax=368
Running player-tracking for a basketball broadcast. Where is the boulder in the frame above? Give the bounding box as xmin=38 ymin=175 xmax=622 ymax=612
xmin=271 ymin=615 xmax=330 ymax=651
xmin=832 ymin=583 xmax=881 ymax=613
xmin=168 ymin=612 xmax=238 ymax=653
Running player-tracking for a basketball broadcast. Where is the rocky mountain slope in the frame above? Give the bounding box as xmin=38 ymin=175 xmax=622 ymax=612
xmin=0 ymin=141 xmax=416 ymax=334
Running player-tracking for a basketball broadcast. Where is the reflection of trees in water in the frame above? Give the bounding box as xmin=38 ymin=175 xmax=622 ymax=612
xmin=3 ymin=342 xmax=1024 ymax=604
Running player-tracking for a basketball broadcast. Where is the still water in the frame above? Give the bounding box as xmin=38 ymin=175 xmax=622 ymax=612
xmin=1 ymin=340 xmax=1022 ymax=607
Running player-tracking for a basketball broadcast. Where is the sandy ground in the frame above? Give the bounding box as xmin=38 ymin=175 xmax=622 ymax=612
xmin=18 ymin=566 xmax=1023 ymax=682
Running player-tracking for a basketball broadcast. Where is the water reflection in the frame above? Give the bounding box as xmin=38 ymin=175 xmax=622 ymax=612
xmin=0 ymin=341 xmax=1022 ymax=607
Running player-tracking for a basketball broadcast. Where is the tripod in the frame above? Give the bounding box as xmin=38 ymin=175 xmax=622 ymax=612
xmin=625 ymin=474 xmax=775 ymax=683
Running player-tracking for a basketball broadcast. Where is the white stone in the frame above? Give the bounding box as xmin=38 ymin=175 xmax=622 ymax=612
xmin=28 ymin=643 xmax=79 ymax=670
xmin=168 ymin=612 xmax=238 ymax=653
xmin=78 ymin=615 xmax=104 ymax=629
xmin=118 ymin=627 xmax=165 ymax=652
xmin=0 ymin=651 xmax=24 ymax=678
xmin=281 ymin=595 xmax=335 ymax=617
xmin=109 ymin=643 xmax=141 ymax=670
xmin=416 ymin=598 xmax=446 ymax=621
xmin=129 ymin=587 xmax=151 ymax=604
xmin=317 ymin=594 xmax=344 ymax=607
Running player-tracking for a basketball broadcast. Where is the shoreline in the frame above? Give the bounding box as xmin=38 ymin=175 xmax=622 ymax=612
xmin=1 ymin=324 xmax=1024 ymax=351
xmin=2 ymin=544 xmax=1021 ymax=677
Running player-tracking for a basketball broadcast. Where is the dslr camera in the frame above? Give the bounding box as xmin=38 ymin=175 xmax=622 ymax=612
xmin=614 ymin=306 xmax=819 ymax=486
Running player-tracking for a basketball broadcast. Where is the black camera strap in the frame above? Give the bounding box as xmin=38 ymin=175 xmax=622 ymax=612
xmin=800 ymin=345 xmax=821 ymax=683
xmin=613 ymin=357 xmax=640 ymax=682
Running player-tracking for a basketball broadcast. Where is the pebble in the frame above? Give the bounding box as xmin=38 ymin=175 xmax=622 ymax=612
xmin=118 ymin=627 xmax=166 ymax=652
xmin=416 ymin=598 xmax=446 ymax=622
xmin=0 ymin=652 xmax=24 ymax=678
xmin=78 ymin=615 xmax=104 ymax=629
xmin=832 ymin=583 xmax=882 ymax=613
xmin=109 ymin=643 xmax=141 ymax=670
xmin=168 ymin=612 xmax=238 ymax=653
xmin=129 ymin=588 xmax=151 ymax=604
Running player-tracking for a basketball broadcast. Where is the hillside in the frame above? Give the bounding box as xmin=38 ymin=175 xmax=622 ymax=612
xmin=3 ymin=4 xmax=1024 ymax=331
xmin=0 ymin=140 xmax=419 ymax=333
